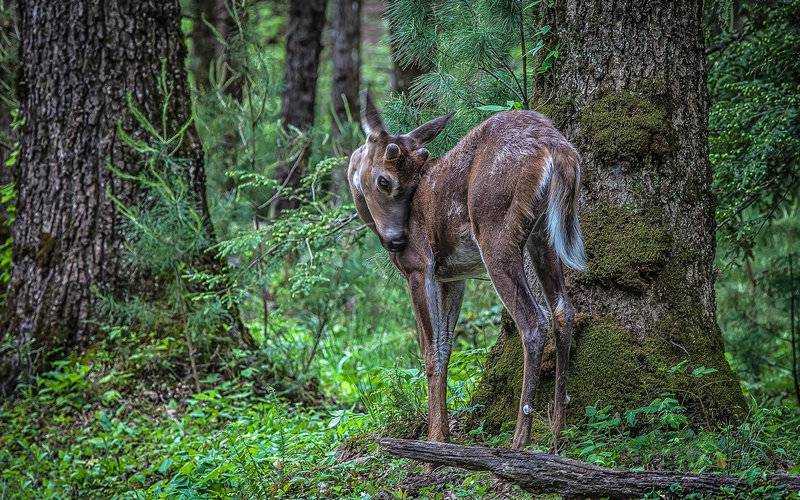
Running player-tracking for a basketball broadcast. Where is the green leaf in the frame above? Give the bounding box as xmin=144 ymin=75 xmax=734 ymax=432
xmin=691 ymin=366 xmax=718 ymax=378
xmin=476 ymin=104 xmax=510 ymax=112
xmin=158 ymin=458 xmax=173 ymax=474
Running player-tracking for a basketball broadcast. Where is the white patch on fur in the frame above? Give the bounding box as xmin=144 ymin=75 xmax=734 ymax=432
xmin=347 ymin=147 xmax=365 ymax=194
xmin=437 ymin=235 xmax=484 ymax=281
xmin=538 ymin=154 xmax=554 ymax=198
xmin=554 ymin=294 xmax=566 ymax=316
xmin=361 ymin=118 xmax=376 ymax=137
xmin=545 ymin=154 xmax=586 ymax=272
xmin=351 ymin=170 xmax=362 ymax=193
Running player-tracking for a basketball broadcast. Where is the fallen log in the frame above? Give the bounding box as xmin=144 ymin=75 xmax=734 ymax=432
xmin=376 ymin=438 xmax=800 ymax=498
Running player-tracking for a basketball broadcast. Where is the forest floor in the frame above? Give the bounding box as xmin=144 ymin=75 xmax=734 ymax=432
xmin=1 ymin=342 xmax=799 ymax=499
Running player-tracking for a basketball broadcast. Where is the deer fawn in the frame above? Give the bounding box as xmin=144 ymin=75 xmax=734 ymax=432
xmin=348 ymin=92 xmax=585 ymax=450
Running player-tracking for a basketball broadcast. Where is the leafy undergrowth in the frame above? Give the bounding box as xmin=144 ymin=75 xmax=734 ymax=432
xmin=560 ymin=397 xmax=800 ymax=498
xmin=1 ymin=354 xmax=799 ymax=499
xmin=0 ymin=351 xmax=514 ymax=499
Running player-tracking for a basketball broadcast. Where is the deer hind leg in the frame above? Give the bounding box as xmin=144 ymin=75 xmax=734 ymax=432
xmin=527 ymin=235 xmax=575 ymax=453
xmin=476 ymin=230 xmax=548 ymax=449
xmin=408 ymin=270 xmax=465 ymax=444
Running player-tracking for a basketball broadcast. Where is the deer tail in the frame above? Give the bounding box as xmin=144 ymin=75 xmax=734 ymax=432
xmin=543 ymin=144 xmax=586 ymax=271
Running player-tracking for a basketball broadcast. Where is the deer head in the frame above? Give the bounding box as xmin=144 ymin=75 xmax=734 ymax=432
xmin=349 ymin=91 xmax=453 ymax=253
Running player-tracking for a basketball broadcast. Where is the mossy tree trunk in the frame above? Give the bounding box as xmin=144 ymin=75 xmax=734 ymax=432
xmin=471 ymin=0 xmax=745 ymax=431
xmin=0 ymin=0 xmax=218 ymax=395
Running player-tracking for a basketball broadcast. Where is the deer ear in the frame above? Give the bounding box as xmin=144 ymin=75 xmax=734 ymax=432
xmin=406 ymin=112 xmax=454 ymax=145
xmin=360 ymin=90 xmax=385 ymax=136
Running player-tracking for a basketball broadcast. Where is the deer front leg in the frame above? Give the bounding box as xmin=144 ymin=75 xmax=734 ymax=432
xmin=407 ymin=271 xmax=465 ymax=443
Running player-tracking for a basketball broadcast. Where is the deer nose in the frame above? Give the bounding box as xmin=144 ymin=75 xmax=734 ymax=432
xmin=387 ymin=236 xmax=407 ymax=253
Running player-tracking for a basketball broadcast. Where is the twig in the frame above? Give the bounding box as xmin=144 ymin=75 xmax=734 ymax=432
xmin=790 ymin=253 xmax=800 ymax=406
xmin=518 ymin=7 xmax=529 ymax=108
xmin=257 ymin=142 xmax=309 ymax=209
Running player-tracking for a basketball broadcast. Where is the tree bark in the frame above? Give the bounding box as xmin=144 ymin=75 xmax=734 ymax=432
xmin=273 ymin=0 xmax=326 ymax=213
xmin=330 ymin=0 xmax=361 ymax=154
xmin=471 ymin=0 xmax=745 ymax=430
xmin=0 ymin=1 xmax=15 ymax=182
xmin=0 ymin=0 xmax=216 ymax=394
xmin=377 ymin=438 xmax=800 ymax=498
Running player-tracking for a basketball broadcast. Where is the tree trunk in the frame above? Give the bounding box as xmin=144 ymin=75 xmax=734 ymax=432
xmin=389 ymin=49 xmax=426 ymax=97
xmin=471 ymin=0 xmax=745 ymax=430
xmin=330 ymin=0 xmax=361 ymax=155
xmin=191 ymin=0 xmax=242 ymax=99
xmin=387 ymin=0 xmax=427 ymax=96
xmin=377 ymin=438 xmax=800 ymax=498
xmin=273 ymin=0 xmax=326 ymax=213
xmin=0 ymin=1 xmax=15 ymax=180
xmin=0 ymin=0 xmax=216 ymax=395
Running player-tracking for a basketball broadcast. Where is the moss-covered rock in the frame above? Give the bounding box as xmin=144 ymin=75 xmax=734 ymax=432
xmin=579 ymin=203 xmax=672 ymax=291
xmin=582 ymin=91 xmax=674 ymax=161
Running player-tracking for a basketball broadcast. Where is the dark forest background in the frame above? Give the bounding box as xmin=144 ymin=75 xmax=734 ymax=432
xmin=0 ymin=0 xmax=798 ymax=497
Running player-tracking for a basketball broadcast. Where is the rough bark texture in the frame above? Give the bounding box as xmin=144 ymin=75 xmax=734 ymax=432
xmin=330 ymin=0 xmax=361 ymax=146
xmin=377 ymin=438 xmax=800 ymax=498
xmin=471 ymin=0 xmax=745 ymax=431
xmin=0 ymin=0 xmax=215 ymax=394
xmin=274 ymin=0 xmax=325 ymax=212
xmin=191 ymin=0 xmax=241 ymax=99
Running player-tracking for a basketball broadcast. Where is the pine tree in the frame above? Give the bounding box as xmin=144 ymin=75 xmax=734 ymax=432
xmin=383 ymin=0 xmax=557 ymax=146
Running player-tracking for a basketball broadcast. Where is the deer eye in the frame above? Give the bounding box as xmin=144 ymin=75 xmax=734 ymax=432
xmin=377 ymin=175 xmax=391 ymax=192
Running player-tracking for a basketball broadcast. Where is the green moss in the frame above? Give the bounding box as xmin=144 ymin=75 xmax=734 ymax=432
xmin=467 ymin=313 xmax=524 ymax=432
xmin=579 ymin=203 xmax=672 ymax=291
xmin=648 ymin=251 xmax=747 ymax=421
xmin=558 ymin=318 xmax=656 ymax=418
xmin=534 ymin=96 xmax=573 ymax=129
xmin=564 ymin=310 xmax=739 ymax=423
xmin=582 ymin=91 xmax=673 ymax=161
xmin=471 ymin=299 xmax=744 ymax=433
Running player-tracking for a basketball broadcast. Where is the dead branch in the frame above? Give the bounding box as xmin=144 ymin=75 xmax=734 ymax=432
xmin=376 ymin=438 xmax=800 ymax=498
